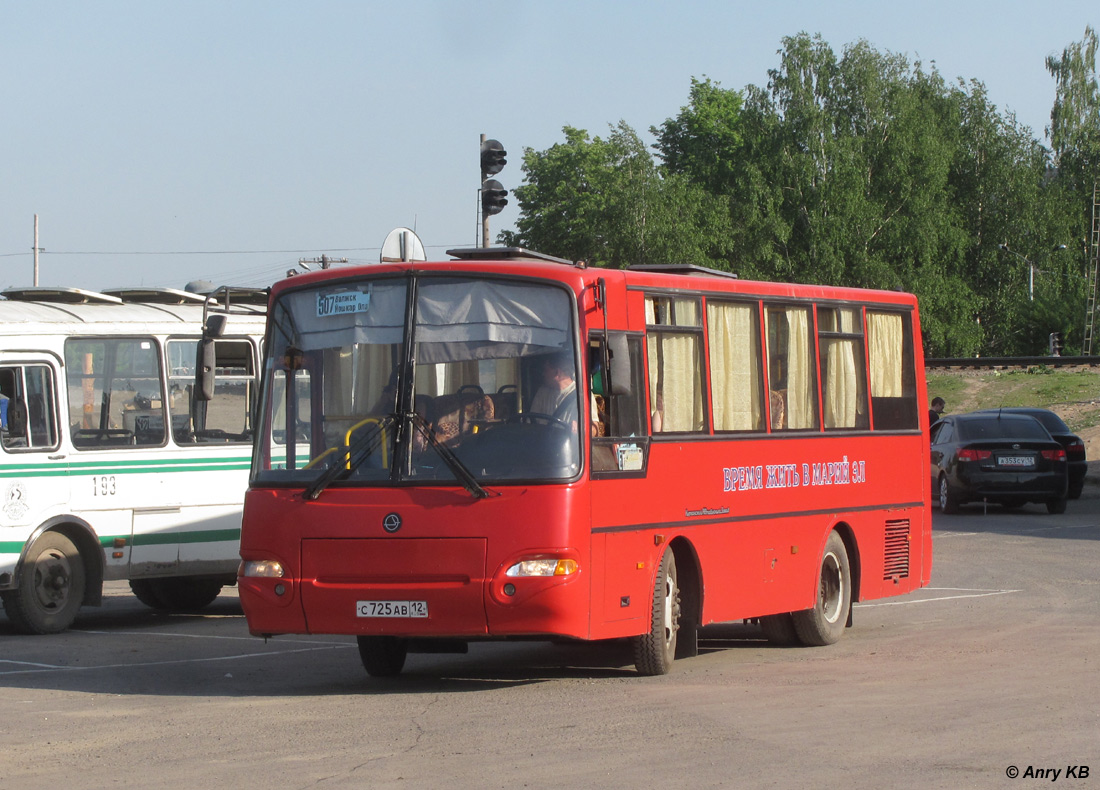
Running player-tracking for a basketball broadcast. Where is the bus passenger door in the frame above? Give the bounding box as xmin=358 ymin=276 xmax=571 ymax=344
xmin=63 ymin=336 xmax=179 ymax=578
xmin=586 ymin=333 xmax=654 ymax=635
xmin=0 ymin=360 xmax=69 ymax=554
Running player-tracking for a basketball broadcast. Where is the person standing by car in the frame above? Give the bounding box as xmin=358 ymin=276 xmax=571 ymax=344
xmin=929 ymin=397 xmax=945 ymax=429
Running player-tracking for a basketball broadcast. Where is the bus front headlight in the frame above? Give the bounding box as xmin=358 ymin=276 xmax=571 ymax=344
xmin=505 ymin=558 xmax=578 ymax=577
xmin=239 ymin=560 xmax=285 ymax=578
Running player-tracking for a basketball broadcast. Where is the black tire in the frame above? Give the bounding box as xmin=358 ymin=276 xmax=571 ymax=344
xmin=1046 ymin=497 xmax=1067 ymax=515
xmin=1 ymin=531 xmax=86 ymax=634
xmin=633 ymin=548 xmax=680 ymax=676
xmin=357 ymin=635 xmax=408 ymax=677
xmin=792 ymin=531 xmax=852 ymax=647
xmin=129 ymin=578 xmax=223 ymax=611
xmin=939 ymin=476 xmax=960 ymax=514
xmin=129 ymin=578 xmax=168 ymax=609
xmin=759 ymin=613 xmax=800 ymax=646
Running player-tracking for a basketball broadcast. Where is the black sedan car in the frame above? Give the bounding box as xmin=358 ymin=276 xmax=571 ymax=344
xmin=930 ymin=412 xmax=1068 ymax=514
xmin=973 ymin=407 xmax=1087 ymax=498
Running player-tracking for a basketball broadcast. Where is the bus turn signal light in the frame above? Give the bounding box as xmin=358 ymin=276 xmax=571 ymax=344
xmin=505 ymin=559 xmax=579 ymax=577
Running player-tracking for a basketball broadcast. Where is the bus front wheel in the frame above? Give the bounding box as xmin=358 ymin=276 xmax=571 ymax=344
xmin=357 ymin=635 xmax=408 ymax=677
xmin=792 ymin=531 xmax=851 ymax=647
xmin=1 ymin=531 xmax=86 ymax=634
xmin=633 ymin=548 xmax=680 ymax=676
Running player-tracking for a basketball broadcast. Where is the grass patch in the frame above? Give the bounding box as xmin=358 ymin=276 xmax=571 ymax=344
xmin=926 ymin=368 xmax=1100 ymax=432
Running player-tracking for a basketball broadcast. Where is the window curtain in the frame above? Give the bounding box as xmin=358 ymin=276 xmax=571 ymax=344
xmin=647 ymin=334 xmax=702 ymax=432
xmin=324 ymin=345 xmax=394 ymax=416
xmin=823 ymin=309 xmax=860 ymax=429
xmin=784 ymin=308 xmax=816 ymax=429
xmin=707 ymin=302 xmax=763 ymax=431
xmin=867 ymin=312 xmax=903 ymax=397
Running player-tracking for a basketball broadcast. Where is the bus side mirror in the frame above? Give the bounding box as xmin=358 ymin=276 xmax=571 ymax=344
xmin=196 ymin=314 xmax=226 ymax=402
xmin=197 ymin=338 xmax=216 ymax=401
xmin=608 ymin=334 xmax=632 ymax=396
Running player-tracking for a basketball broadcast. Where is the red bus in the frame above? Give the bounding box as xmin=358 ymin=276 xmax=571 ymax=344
xmin=238 ymin=248 xmax=931 ymax=676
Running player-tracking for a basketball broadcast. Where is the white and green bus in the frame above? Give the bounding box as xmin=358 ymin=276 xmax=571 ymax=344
xmin=0 ymin=285 xmax=267 ymax=633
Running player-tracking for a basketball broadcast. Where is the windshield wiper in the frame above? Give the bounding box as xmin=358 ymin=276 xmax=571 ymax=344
xmin=303 ymin=413 xmax=396 ymax=501
xmin=407 ymin=411 xmax=490 ymax=500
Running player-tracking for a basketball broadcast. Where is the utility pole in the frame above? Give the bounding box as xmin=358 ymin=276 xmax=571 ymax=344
xmin=33 ymin=214 xmax=43 ymax=286
xmin=1083 ymin=179 xmax=1100 ymax=355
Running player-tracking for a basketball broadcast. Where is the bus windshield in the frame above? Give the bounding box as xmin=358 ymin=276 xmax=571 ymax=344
xmin=254 ymin=275 xmax=582 ymax=488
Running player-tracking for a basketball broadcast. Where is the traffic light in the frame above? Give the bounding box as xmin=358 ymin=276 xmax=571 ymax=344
xmin=481 ymin=179 xmax=508 ymax=216
xmin=1049 ymin=332 xmax=1063 ymax=356
xmin=480 ymin=139 xmax=507 ymax=177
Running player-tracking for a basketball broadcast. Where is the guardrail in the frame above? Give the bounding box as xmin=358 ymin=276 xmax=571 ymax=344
xmin=925 ymin=355 xmax=1100 ymax=368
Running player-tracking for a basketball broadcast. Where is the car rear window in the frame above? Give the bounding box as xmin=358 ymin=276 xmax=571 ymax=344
xmin=1028 ymin=411 xmax=1070 ymax=433
xmin=958 ymin=417 xmax=1049 ymax=441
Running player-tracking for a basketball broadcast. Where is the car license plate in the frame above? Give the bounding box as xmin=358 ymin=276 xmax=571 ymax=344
xmin=997 ymin=456 xmax=1034 ymax=468
xmin=356 ymin=600 xmax=428 ymax=618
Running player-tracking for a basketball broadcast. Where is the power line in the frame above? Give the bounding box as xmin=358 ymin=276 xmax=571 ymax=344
xmin=0 ymin=243 xmax=463 ymax=258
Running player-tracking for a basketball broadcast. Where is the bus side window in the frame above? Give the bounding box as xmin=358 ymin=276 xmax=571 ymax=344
xmin=590 ymin=333 xmax=647 ymax=474
xmin=645 ymin=295 xmax=706 ymax=433
xmin=866 ymin=310 xmax=919 ymax=430
xmin=765 ymin=305 xmax=819 ymax=431
xmin=167 ymin=338 xmax=256 ymax=443
xmin=1 ymin=364 xmax=59 ymax=452
xmin=65 ymin=337 xmax=165 ymax=449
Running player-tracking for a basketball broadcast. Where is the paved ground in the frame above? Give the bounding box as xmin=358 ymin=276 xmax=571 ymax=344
xmin=1 ymin=499 xmax=1097 ymax=790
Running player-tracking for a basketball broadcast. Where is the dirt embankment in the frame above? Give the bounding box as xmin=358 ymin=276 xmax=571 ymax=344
xmin=928 ymin=366 xmax=1100 ymax=461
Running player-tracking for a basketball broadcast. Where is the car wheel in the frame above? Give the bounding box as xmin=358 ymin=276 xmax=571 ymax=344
xmin=939 ymin=476 xmax=960 ymax=514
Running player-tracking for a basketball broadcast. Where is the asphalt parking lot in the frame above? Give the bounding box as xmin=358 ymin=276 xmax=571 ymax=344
xmin=2 ymin=495 xmax=1098 ymax=790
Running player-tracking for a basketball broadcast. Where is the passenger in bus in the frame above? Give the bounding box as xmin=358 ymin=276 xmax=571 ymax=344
xmin=650 ymin=391 xmax=664 ymax=433
xmin=432 ymin=391 xmax=494 ymax=445
xmin=0 ymin=370 xmax=26 ymax=447
xmin=770 ymin=390 xmax=787 ymax=430
xmin=592 ymin=394 xmax=607 ymax=436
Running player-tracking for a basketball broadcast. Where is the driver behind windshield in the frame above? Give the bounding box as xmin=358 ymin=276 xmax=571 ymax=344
xmin=530 ymin=352 xmax=579 ymax=432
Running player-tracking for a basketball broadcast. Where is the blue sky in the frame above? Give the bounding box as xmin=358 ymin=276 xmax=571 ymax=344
xmin=2 ymin=1 xmax=1096 ymax=291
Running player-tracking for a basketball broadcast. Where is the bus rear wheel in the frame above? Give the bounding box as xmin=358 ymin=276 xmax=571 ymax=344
xmin=633 ymin=548 xmax=680 ymax=676
xmin=129 ymin=578 xmax=224 ymax=611
xmin=759 ymin=613 xmax=800 ymax=646
xmin=357 ymin=635 xmax=408 ymax=677
xmin=1 ymin=531 xmax=86 ymax=634
xmin=792 ymin=531 xmax=851 ymax=647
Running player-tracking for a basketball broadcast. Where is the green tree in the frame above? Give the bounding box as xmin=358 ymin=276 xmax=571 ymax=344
xmin=653 ymin=77 xmax=744 ymax=195
xmin=506 ymin=31 xmax=1092 ymax=358
xmin=501 ymin=123 xmax=731 ymax=268
xmin=1047 ymin=25 xmax=1100 ymax=184
xmin=1045 ymin=26 xmax=1100 ymax=353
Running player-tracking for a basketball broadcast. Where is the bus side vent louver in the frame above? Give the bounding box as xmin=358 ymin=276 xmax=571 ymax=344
xmin=883 ymin=519 xmax=910 ymax=580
